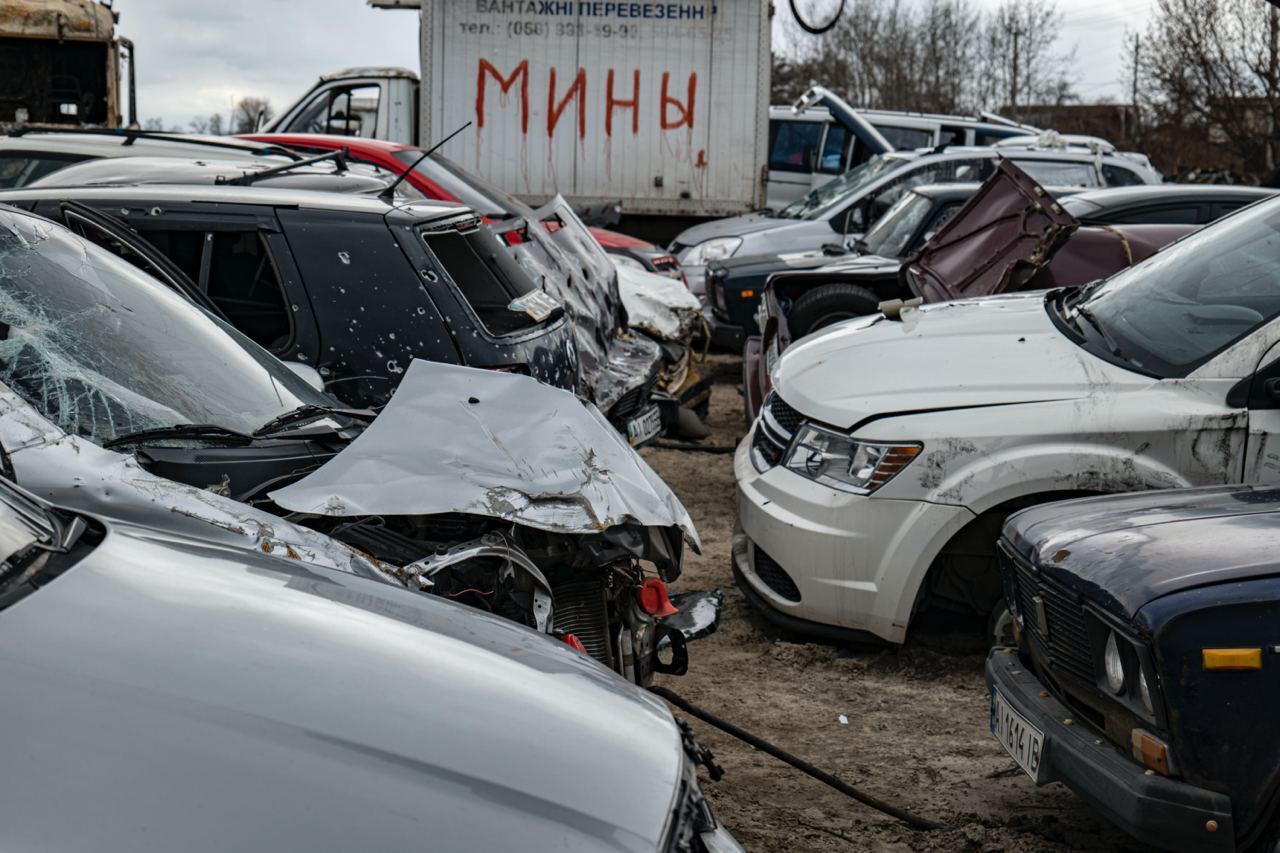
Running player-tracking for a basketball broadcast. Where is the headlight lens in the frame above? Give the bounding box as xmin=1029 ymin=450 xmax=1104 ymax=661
xmin=782 ymin=423 xmax=921 ymax=493
xmin=683 ymin=236 xmax=742 ymax=266
xmin=1138 ymin=667 xmax=1154 ymax=715
xmin=1104 ymin=631 xmax=1125 ymax=694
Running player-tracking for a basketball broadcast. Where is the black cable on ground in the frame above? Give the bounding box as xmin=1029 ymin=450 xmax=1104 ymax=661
xmin=789 ymin=0 xmax=846 ymax=35
xmin=651 ymin=685 xmax=948 ymax=833
xmin=650 ymin=441 xmax=736 ymax=454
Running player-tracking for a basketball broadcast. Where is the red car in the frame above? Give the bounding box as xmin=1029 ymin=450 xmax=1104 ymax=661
xmin=241 ymin=133 xmax=684 ymax=280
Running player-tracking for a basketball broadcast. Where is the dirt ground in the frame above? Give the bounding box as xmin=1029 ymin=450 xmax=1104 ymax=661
xmin=643 ymin=354 xmax=1153 ymax=853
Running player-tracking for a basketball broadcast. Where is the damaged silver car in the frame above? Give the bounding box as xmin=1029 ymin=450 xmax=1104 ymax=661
xmin=0 ymin=204 xmax=698 ymax=683
xmin=0 ymin=476 xmax=741 ymax=852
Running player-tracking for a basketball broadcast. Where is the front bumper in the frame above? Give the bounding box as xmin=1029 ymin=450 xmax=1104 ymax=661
xmin=733 ymin=434 xmax=973 ymax=644
xmin=986 ymin=648 xmax=1235 ymax=853
xmin=705 ymin=307 xmax=745 ymax=350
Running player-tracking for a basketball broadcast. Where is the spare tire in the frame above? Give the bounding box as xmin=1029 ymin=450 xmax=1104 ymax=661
xmin=787 ymin=283 xmax=881 ymax=339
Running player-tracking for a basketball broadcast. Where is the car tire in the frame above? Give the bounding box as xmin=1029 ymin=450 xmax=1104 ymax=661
xmin=787 ymin=283 xmax=880 ymax=339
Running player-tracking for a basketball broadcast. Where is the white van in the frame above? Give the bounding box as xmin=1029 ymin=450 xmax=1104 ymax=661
xmin=766 ymin=86 xmax=1035 ymax=209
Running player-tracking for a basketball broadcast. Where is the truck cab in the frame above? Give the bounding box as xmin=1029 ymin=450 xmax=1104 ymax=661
xmin=0 ymin=0 xmax=136 ymax=130
xmin=265 ymin=67 xmax=419 ymax=144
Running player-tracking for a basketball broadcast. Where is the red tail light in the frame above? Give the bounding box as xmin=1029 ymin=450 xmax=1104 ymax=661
xmin=563 ymin=634 xmax=588 ymax=654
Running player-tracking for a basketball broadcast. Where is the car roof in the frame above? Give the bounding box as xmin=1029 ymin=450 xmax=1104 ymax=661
xmin=27 ymin=156 xmax=397 ymax=194
xmin=1063 ymin=183 xmax=1276 ymax=207
xmin=0 ymin=182 xmax=469 ymax=218
xmin=240 ymin=132 xmax=414 ymax=156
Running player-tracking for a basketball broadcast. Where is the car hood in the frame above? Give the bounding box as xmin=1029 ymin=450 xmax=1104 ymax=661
xmin=0 ymin=384 xmax=391 ymax=584
xmin=615 ymin=262 xmax=701 ymax=340
xmin=1004 ymin=485 xmax=1280 ymax=620
xmin=771 ymin=291 xmax=1145 ymax=430
xmin=272 ymin=359 xmax=700 ymax=550
xmin=674 ymin=211 xmax=795 ymax=250
xmin=0 ymin=519 xmax=684 ymax=852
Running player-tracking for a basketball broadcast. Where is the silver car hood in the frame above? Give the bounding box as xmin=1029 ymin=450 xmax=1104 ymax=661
xmin=0 ymin=516 xmax=685 ymax=852
xmin=615 ymin=262 xmax=702 ymax=341
xmin=272 ymin=360 xmax=700 ymax=549
xmin=0 ymin=385 xmax=389 ymax=582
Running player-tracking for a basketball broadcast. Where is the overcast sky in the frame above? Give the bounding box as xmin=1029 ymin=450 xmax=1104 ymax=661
xmin=120 ymin=0 xmax=1154 ymax=130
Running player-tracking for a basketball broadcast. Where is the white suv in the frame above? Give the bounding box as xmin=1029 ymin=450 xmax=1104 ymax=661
xmin=735 ymin=195 xmax=1280 ymax=644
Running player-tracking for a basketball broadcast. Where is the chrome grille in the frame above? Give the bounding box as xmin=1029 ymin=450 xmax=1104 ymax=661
xmin=1003 ymin=543 xmax=1093 ymax=683
xmin=750 ymin=392 xmax=804 ymax=471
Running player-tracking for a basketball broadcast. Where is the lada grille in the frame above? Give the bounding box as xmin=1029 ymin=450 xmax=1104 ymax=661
xmin=750 ymin=392 xmax=803 ymax=471
xmin=1003 ymin=543 xmax=1093 ymax=683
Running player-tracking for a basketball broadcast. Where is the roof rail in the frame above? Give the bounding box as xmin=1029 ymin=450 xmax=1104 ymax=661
xmin=4 ymin=126 xmax=302 ymax=161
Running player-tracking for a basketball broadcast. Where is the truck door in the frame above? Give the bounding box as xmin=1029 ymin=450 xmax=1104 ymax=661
xmin=765 ymin=116 xmax=825 ymax=210
xmin=274 ymin=80 xmax=386 ymax=139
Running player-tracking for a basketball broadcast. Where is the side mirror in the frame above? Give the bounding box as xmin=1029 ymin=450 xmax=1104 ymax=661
xmin=285 ymin=361 xmax=325 ymax=392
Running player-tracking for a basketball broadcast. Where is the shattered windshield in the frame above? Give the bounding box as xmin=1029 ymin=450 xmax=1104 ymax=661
xmin=859 ymin=191 xmax=931 ymax=258
xmin=780 ymin=154 xmax=903 ymax=220
xmin=397 ymin=151 xmax=530 ymax=219
xmin=0 ymin=211 xmax=331 ymax=444
xmin=1072 ymin=197 xmax=1280 ymax=377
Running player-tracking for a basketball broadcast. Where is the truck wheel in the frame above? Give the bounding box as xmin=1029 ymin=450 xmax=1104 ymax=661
xmin=787 ymin=283 xmax=880 ymax=339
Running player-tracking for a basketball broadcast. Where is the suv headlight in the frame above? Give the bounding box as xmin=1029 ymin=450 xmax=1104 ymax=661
xmin=683 ymin=236 xmax=742 ymax=266
xmin=783 ymin=423 xmax=921 ymax=493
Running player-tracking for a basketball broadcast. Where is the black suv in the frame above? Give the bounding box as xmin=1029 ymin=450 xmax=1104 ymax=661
xmin=1 ymin=185 xmax=579 ymax=409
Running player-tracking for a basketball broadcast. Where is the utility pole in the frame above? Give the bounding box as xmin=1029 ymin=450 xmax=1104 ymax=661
xmin=1010 ymin=25 xmax=1021 ymax=110
xmin=1131 ymin=32 xmax=1141 ymax=143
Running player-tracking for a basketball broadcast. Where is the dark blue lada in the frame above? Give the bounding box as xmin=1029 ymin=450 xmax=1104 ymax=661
xmin=987 ymin=485 xmax=1280 ymax=853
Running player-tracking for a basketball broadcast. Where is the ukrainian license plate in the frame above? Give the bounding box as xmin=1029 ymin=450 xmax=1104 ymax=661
xmin=626 ymin=405 xmax=663 ymax=446
xmin=991 ymin=688 xmax=1045 ymax=782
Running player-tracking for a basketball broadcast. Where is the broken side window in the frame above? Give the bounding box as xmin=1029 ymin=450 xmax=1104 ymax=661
xmin=141 ymin=230 xmax=204 ymax=283
xmin=205 ymin=231 xmax=293 ymax=352
xmin=420 ymin=224 xmax=545 ymax=336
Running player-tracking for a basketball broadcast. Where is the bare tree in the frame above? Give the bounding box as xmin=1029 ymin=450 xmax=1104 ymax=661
xmin=1135 ymin=0 xmax=1280 ymax=181
xmin=232 ymin=96 xmax=274 ymax=134
xmin=188 ymin=113 xmax=226 ymax=135
xmin=977 ymin=0 xmax=1077 ymax=112
xmin=770 ymin=0 xmax=1074 ymax=116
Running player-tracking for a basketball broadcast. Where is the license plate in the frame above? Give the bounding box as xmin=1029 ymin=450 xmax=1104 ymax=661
xmin=991 ymin=688 xmax=1045 ymax=782
xmin=626 ymin=405 xmax=663 ymax=446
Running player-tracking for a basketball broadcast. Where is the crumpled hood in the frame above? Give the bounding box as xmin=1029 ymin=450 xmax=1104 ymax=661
xmin=771 ymin=292 xmax=1146 ymax=430
xmin=1005 ymin=485 xmax=1280 ymax=620
xmin=0 ymin=385 xmax=389 ymax=583
xmin=272 ymin=360 xmax=700 ymax=550
xmin=615 ymin=262 xmax=702 ymax=340
xmin=674 ymin=211 xmax=784 ymax=249
xmin=1 ymin=522 xmax=684 ymax=852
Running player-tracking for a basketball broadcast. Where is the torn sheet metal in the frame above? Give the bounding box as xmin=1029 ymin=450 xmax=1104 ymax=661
xmin=494 ymin=198 xmax=662 ymax=414
xmin=661 ymin=589 xmax=724 ymax=643
xmin=270 ymin=359 xmax=700 ymax=549
xmin=0 ymin=383 xmax=393 ymax=583
xmin=615 ymin=262 xmax=703 ymax=341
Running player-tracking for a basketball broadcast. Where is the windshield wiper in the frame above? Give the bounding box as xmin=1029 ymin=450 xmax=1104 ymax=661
xmin=103 ymin=423 xmax=253 ymax=449
xmin=1073 ymin=303 xmax=1126 ymax=358
xmin=252 ymin=404 xmax=375 ymax=437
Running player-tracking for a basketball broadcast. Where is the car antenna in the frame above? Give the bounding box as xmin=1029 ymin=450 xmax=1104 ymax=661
xmin=378 ymin=121 xmax=472 ymax=202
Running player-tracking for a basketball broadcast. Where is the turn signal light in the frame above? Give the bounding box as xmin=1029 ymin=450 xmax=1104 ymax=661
xmin=740 ymin=289 xmax=755 ymax=299
xmin=1131 ymin=729 xmax=1171 ymax=775
xmin=1202 ymin=648 xmax=1262 ymax=670
xmin=636 ymin=578 xmax=678 ymax=617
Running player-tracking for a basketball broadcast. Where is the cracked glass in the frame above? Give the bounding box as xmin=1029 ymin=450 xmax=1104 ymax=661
xmin=0 ymin=211 xmax=330 ymax=444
